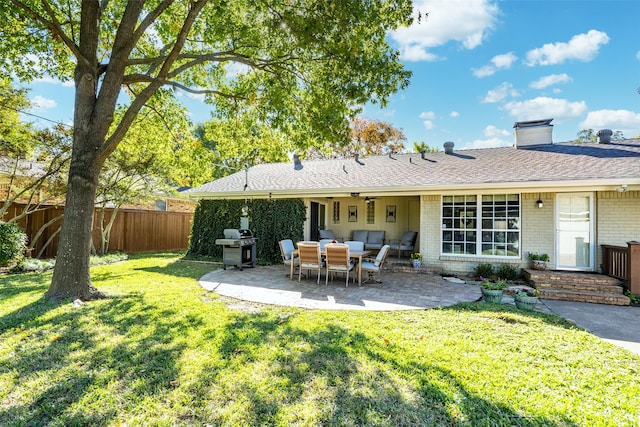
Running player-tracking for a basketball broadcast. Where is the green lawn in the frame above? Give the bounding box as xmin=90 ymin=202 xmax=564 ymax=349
xmin=1 ymin=253 xmax=638 ymax=426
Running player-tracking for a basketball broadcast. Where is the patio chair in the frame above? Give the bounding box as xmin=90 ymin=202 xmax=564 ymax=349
xmin=319 ymin=229 xmax=337 ymax=240
xmin=325 ymin=243 xmax=354 ymax=287
xmin=319 ymin=239 xmax=333 ymax=251
xmin=344 ymin=240 xmax=365 ymax=252
xmin=388 ymin=231 xmax=417 ymax=258
xmin=297 ymin=241 xmax=323 ymax=284
xmin=279 ymin=239 xmax=299 ymax=279
xmin=361 ymin=244 xmax=390 ymax=284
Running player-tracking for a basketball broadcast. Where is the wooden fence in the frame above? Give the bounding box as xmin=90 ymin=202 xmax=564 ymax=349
xmin=2 ymin=204 xmax=193 ymax=258
xmin=601 ymin=241 xmax=640 ymax=294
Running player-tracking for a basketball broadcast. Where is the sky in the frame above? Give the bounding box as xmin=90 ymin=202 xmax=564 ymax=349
xmin=23 ymin=0 xmax=640 ymax=151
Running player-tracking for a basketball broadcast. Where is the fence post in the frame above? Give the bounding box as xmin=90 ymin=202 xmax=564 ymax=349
xmin=628 ymin=241 xmax=640 ymax=294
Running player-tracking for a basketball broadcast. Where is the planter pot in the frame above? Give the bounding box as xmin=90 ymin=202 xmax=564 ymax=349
xmin=481 ymin=288 xmax=504 ymax=304
xmin=412 ymin=260 xmax=422 ymax=268
xmin=532 ymin=260 xmax=547 ymax=270
xmin=515 ymin=295 xmax=539 ymax=311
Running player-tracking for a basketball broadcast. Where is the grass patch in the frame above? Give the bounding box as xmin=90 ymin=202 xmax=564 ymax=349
xmin=1 ymin=253 xmax=639 ymax=426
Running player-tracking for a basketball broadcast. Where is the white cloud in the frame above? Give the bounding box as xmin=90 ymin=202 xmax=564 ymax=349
xmin=30 ymin=95 xmax=57 ymax=110
xmin=33 ymin=75 xmax=74 ymax=87
xmin=472 ymin=52 xmax=517 ymax=77
xmin=579 ymin=109 xmax=640 ymax=137
xmin=391 ymin=0 xmax=500 ymax=61
xmin=419 ymin=111 xmax=435 ymax=129
xmin=482 ymin=82 xmax=520 ymax=103
xmin=529 ymin=73 xmax=572 ymax=89
xmin=484 ymin=125 xmax=510 ymax=138
xmin=504 ymin=97 xmax=587 ymax=121
xmin=525 ymin=30 xmax=609 ymax=66
xmin=450 ymin=111 xmax=459 ymax=118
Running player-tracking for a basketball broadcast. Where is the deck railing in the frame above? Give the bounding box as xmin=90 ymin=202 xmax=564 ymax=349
xmin=601 ymin=241 xmax=640 ymax=294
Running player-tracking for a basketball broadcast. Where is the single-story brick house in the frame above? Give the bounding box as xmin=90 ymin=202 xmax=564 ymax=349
xmin=186 ymin=119 xmax=640 ymax=277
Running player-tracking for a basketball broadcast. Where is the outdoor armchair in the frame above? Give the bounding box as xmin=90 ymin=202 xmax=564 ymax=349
xmin=388 ymin=231 xmax=418 ymax=258
xmin=279 ymin=239 xmax=299 ymax=279
xmin=361 ymin=244 xmax=390 ymax=284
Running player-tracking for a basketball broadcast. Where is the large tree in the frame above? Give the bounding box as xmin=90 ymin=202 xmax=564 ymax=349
xmin=1 ymin=1 xmax=413 ymax=300
xmin=306 ymin=117 xmax=407 ymax=159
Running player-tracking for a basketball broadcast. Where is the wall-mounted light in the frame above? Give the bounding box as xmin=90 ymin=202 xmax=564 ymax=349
xmin=617 ymin=184 xmax=628 ymax=193
xmin=536 ymin=193 xmax=544 ymax=209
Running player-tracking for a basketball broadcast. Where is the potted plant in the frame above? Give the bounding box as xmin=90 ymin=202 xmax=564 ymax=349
xmin=480 ymin=277 xmax=506 ymax=303
xmin=514 ymin=287 xmax=540 ymax=311
xmin=410 ymin=253 xmax=422 ymax=268
xmin=528 ymin=252 xmax=550 ymax=270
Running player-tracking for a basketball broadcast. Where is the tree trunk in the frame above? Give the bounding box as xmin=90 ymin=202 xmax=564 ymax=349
xmin=46 ymin=153 xmax=105 ymax=300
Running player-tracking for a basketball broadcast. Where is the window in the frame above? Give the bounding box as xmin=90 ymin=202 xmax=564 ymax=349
xmin=332 ymin=201 xmax=340 ymax=223
xmin=366 ymin=200 xmax=375 ymax=224
xmin=442 ymin=194 xmax=520 ymax=257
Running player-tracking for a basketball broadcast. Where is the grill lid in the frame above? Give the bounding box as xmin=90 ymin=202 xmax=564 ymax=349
xmin=223 ymin=228 xmax=253 ymax=239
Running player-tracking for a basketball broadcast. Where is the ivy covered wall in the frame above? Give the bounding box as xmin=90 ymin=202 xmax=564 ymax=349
xmin=188 ymin=198 xmax=306 ymax=264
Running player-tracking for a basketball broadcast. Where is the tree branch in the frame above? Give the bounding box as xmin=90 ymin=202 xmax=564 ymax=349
xmin=101 ymin=0 xmax=208 ymax=159
xmin=10 ymin=0 xmax=83 ymax=62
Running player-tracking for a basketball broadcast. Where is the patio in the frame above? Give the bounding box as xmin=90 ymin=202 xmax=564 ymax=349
xmin=199 ymin=264 xmax=482 ymax=310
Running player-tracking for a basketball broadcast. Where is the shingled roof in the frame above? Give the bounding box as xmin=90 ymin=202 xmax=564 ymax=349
xmin=187 ymin=139 xmax=640 ymax=199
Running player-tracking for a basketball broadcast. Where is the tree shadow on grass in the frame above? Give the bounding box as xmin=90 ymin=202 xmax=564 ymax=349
xmin=181 ymin=310 xmax=571 ymax=426
xmin=0 ymin=292 xmax=204 ymax=426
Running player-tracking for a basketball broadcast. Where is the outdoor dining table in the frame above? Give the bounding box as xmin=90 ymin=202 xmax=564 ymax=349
xmin=290 ymin=248 xmax=371 ymax=286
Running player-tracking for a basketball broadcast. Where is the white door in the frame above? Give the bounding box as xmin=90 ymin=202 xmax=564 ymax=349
xmin=556 ymin=193 xmax=594 ymax=270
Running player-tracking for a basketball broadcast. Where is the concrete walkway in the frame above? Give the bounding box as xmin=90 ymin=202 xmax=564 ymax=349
xmin=541 ymin=299 xmax=640 ymax=355
xmin=199 ymin=265 xmax=640 ymax=355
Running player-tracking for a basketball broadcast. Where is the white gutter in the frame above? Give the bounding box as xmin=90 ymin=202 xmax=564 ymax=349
xmin=187 ymin=177 xmax=640 ymax=200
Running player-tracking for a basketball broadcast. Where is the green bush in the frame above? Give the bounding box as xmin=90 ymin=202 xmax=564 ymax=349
xmin=188 ymin=199 xmax=306 ymax=264
xmin=496 ymin=263 xmax=519 ymax=281
xmin=473 ymin=263 xmax=494 ymax=279
xmin=0 ymin=222 xmax=27 ymax=267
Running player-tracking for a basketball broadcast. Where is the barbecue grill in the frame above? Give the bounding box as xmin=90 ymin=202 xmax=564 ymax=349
xmin=215 ymin=229 xmax=257 ymax=270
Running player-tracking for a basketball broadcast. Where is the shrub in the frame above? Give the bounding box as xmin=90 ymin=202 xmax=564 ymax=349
xmin=496 ymin=263 xmax=518 ymax=281
xmin=11 ymin=258 xmax=55 ymax=273
xmin=0 ymin=222 xmax=27 ymax=267
xmin=474 ymin=263 xmax=494 ymax=279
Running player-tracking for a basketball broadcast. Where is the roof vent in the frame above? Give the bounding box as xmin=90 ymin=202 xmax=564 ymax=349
xmin=597 ymin=129 xmax=612 ymax=144
xmin=420 ymin=150 xmax=426 ymax=160
xmin=354 ymin=153 xmax=359 ymax=162
xmin=293 ymin=154 xmax=302 ymax=170
xmin=513 ymin=118 xmax=553 ymax=148
xmin=444 ymin=141 xmax=455 ymax=154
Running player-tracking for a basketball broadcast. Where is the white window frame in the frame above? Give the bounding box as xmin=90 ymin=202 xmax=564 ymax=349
xmin=441 ymin=193 xmax=521 ymax=258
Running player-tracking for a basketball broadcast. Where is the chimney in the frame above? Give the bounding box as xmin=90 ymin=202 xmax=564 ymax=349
xmin=513 ymin=119 xmax=553 ymax=148
xmin=444 ymin=141 xmax=454 ymax=154
xmin=597 ymin=129 xmax=612 ymax=144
